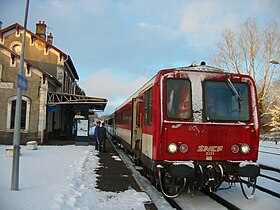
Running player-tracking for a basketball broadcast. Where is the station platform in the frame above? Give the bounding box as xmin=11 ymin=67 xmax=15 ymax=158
xmin=94 ymin=138 xmax=141 ymax=192
xmin=92 ymin=138 xmax=158 ymax=210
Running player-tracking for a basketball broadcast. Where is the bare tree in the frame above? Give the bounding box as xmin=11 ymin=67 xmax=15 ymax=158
xmin=262 ymin=80 xmax=280 ymax=131
xmin=212 ymin=18 xmax=280 ymax=128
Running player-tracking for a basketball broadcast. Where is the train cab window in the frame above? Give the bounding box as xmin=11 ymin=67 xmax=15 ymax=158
xmin=203 ymin=81 xmax=250 ymax=121
xmin=144 ymin=88 xmax=152 ymax=125
xmin=166 ymin=79 xmax=192 ymax=119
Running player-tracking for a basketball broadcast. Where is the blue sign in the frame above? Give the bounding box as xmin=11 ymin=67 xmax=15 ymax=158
xmin=48 ymin=106 xmax=58 ymax=112
xmin=17 ymin=74 xmax=28 ymax=91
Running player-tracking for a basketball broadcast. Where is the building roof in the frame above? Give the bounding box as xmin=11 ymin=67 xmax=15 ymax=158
xmin=0 ymin=23 xmax=79 ymax=80
xmin=0 ymin=43 xmax=62 ymax=86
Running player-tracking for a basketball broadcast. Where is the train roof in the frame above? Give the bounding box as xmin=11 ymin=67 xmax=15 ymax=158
xmin=115 ymin=62 xmax=234 ymax=111
xmin=173 ymin=62 xmax=225 ymax=73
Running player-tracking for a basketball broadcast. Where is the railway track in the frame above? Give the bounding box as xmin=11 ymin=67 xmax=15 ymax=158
xmin=258 ymin=143 xmax=279 ymax=156
xmin=259 ymin=145 xmax=280 ymax=150
xmin=254 ymin=164 xmax=280 ymax=199
xmin=169 ymin=189 xmax=243 ymax=210
xmin=202 ymin=190 xmax=242 ymax=210
xmin=259 ymin=150 xmax=280 ymax=156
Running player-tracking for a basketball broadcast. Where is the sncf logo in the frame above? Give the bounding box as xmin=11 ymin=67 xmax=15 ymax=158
xmin=197 ymin=145 xmax=223 ymax=156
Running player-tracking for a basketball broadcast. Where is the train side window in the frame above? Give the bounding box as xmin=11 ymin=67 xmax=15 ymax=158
xmin=144 ymin=88 xmax=152 ymax=125
xmin=128 ymin=108 xmax=132 ymax=125
xmin=166 ymin=79 xmax=192 ymax=119
xmin=136 ymin=103 xmax=142 ymax=126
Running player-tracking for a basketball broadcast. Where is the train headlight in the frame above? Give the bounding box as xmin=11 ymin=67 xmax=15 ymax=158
xmin=240 ymin=143 xmax=250 ymax=154
xmin=231 ymin=144 xmax=239 ymax=153
xmin=167 ymin=143 xmax=178 ymax=154
xmin=179 ymin=144 xmax=189 ymax=153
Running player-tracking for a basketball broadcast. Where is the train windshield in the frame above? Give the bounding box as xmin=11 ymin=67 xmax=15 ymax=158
xmin=204 ymin=81 xmax=250 ymax=121
xmin=166 ymin=79 xmax=192 ymax=119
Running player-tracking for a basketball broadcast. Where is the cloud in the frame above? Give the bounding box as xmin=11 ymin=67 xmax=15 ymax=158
xmin=80 ymin=68 xmax=149 ymax=114
xmin=251 ymin=0 xmax=280 ymax=14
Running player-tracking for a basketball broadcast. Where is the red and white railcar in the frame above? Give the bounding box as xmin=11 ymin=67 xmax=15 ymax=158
xmin=110 ymin=62 xmax=260 ymax=198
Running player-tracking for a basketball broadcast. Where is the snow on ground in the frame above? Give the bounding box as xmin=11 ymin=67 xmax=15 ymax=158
xmin=0 ymin=140 xmax=279 ymax=210
xmin=258 ymin=140 xmax=280 ymax=168
xmin=0 ymin=145 xmax=151 ymax=210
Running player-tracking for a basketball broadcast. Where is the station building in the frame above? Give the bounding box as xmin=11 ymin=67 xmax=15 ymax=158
xmin=0 ymin=21 xmax=107 ymax=144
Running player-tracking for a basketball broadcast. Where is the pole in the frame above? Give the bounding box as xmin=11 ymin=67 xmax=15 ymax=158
xmin=11 ymin=0 xmax=30 ymax=191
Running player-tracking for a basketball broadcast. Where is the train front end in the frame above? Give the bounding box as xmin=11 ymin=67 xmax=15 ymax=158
xmin=155 ymin=64 xmax=260 ymax=198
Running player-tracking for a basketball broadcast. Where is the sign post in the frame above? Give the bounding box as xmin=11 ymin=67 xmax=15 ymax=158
xmin=11 ymin=0 xmax=30 ymax=191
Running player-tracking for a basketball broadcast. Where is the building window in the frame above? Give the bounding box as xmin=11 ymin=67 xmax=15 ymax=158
xmin=7 ymin=96 xmax=31 ymax=130
xmin=10 ymin=41 xmax=22 ymax=55
xmin=13 ymin=44 xmax=22 ymax=54
xmin=0 ymin=64 xmax=3 ymax=81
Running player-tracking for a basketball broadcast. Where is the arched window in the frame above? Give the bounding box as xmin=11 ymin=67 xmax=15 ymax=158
xmin=7 ymin=96 xmax=31 ymax=131
xmin=12 ymin=44 xmax=22 ymax=54
xmin=10 ymin=41 xmax=22 ymax=55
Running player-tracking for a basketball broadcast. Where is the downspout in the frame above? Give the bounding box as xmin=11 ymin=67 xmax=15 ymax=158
xmin=39 ymin=74 xmax=48 ymax=144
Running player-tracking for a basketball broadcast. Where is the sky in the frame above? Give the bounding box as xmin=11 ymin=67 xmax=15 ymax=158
xmin=0 ymin=140 xmax=279 ymax=209
xmin=1 ymin=0 xmax=279 ymax=114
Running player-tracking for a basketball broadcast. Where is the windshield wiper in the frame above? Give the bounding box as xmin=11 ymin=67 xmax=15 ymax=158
xmin=226 ymin=78 xmax=242 ymax=111
xmin=226 ymin=78 xmax=242 ymax=101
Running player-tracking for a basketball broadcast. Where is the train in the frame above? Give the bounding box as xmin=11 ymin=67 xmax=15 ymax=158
xmin=106 ymin=62 xmax=260 ymax=199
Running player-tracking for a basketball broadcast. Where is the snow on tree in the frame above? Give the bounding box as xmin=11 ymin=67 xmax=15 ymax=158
xmin=262 ymin=80 xmax=280 ymax=131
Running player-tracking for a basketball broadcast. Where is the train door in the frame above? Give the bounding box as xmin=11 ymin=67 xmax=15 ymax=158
xmin=131 ymin=97 xmax=143 ymax=163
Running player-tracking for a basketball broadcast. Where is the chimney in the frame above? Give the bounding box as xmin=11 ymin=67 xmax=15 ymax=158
xmin=47 ymin=33 xmax=53 ymax=45
xmin=0 ymin=21 xmax=2 ymax=30
xmin=36 ymin=20 xmax=46 ymax=40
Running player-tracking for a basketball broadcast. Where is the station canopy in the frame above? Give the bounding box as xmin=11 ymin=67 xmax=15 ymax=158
xmin=47 ymin=92 xmax=107 ymax=111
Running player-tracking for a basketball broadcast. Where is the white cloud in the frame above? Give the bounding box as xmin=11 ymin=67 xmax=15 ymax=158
xmin=251 ymin=0 xmax=280 ymax=13
xmin=176 ymin=1 xmax=219 ymax=35
xmin=80 ymin=68 xmax=149 ymax=114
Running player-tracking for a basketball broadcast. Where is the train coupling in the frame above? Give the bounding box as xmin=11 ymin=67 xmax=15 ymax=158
xmin=238 ymin=161 xmax=260 ymax=178
xmin=169 ymin=161 xmax=195 ymax=179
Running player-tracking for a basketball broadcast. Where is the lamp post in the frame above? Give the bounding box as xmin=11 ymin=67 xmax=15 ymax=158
xmin=11 ymin=0 xmax=30 ymax=191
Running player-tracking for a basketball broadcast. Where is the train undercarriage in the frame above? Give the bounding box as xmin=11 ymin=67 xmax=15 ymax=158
xmin=140 ymin=159 xmax=260 ymax=199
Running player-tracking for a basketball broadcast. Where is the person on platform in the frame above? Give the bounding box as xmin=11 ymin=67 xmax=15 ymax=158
xmin=98 ymin=122 xmax=107 ymax=152
xmin=93 ymin=121 xmax=101 ymax=150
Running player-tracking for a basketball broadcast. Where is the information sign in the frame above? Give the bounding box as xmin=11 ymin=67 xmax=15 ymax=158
xmin=17 ymin=74 xmax=28 ymax=91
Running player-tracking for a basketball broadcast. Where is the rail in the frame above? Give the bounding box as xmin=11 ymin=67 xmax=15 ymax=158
xmin=260 ymin=164 xmax=280 ymax=173
xmin=202 ymin=189 xmax=242 ymax=210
